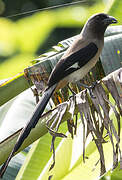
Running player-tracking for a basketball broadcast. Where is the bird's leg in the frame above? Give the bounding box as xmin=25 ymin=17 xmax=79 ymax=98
xmin=77 ymin=81 xmax=98 ymax=98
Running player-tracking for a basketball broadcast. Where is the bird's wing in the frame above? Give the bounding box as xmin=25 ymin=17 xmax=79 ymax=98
xmin=48 ymin=42 xmax=98 ymax=87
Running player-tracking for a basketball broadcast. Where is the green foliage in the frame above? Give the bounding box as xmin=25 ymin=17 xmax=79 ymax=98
xmin=107 ymin=0 xmax=122 ymax=24
xmin=16 ymin=111 xmax=122 ymax=180
xmin=0 ymin=1 xmax=105 ymax=79
xmin=16 ymin=122 xmax=68 ymax=180
xmin=0 ymin=0 xmax=122 ymax=180
xmin=101 ymin=26 xmax=122 ymax=75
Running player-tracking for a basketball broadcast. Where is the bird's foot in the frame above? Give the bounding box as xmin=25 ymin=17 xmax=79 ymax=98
xmin=77 ymin=81 xmax=98 ymax=98
xmin=87 ymin=85 xmax=96 ymax=98
xmin=87 ymin=81 xmax=98 ymax=98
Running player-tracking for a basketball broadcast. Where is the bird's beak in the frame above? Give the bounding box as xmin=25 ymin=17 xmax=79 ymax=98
xmin=103 ymin=15 xmax=117 ymax=25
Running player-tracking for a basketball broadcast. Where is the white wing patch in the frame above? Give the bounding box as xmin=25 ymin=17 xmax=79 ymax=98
xmin=66 ymin=62 xmax=80 ymax=70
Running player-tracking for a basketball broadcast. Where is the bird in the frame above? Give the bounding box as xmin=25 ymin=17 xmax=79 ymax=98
xmin=0 ymin=13 xmax=117 ymax=178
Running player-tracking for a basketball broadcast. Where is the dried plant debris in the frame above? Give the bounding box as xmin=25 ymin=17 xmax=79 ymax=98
xmin=67 ymin=96 xmax=76 ymax=138
xmin=67 ymin=114 xmax=77 ymax=139
xmin=43 ymin=68 xmax=122 ymax=177
xmin=48 ymin=175 xmax=53 ymax=180
xmin=46 ymin=102 xmax=68 ymax=171
xmin=25 ymin=64 xmax=122 ymax=177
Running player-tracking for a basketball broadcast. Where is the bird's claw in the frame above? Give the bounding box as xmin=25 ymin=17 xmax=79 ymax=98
xmin=88 ymin=87 xmax=96 ymax=98
xmin=87 ymin=81 xmax=98 ymax=98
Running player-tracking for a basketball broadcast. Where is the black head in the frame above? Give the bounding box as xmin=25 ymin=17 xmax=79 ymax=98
xmin=88 ymin=13 xmax=117 ymax=27
xmin=83 ymin=13 xmax=117 ymax=39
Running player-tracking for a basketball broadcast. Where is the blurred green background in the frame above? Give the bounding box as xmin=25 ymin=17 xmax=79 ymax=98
xmin=0 ymin=0 xmax=121 ymax=79
xmin=0 ymin=0 xmax=108 ymax=79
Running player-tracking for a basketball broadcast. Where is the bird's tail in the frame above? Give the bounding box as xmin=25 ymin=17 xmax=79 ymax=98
xmin=0 ymin=84 xmax=57 ymax=178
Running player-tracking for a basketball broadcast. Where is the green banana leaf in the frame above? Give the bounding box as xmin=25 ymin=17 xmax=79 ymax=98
xmin=0 ymin=25 xmax=122 ymax=107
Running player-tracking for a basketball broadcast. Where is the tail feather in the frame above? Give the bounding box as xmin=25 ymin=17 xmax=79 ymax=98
xmin=0 ymin=84 xmax=57 ymax=178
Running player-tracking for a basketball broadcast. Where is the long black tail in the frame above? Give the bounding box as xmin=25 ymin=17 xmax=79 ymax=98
xmin=0 ymin=84 xmax=57 ymax=178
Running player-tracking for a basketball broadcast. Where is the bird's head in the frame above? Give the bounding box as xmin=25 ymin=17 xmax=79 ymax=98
xmin=82 ymin=13 xmax=117 ymax=39
xmin=88 ymin=13 xmax=117 ymax=27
